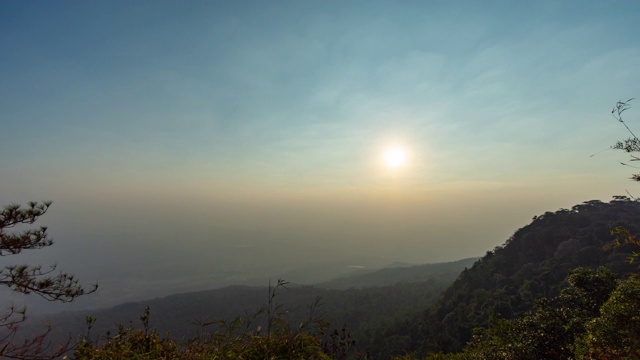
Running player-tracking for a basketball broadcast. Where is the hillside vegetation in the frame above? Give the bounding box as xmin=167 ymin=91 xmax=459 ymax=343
xmin=18 ymin=198 xmax=640 ymax=359
xmin=24 ymin=258 xmax=472 ymax=358
xmin=381 ymin=198 xmax=640 ymax=358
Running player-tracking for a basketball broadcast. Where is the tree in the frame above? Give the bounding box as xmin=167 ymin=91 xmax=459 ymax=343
xmin=464 ymin=267 xmax=618 ymax=360
xmin=575 ymin=278 xmax=640 ymax=358
xmin=608 ymin=98 xmax=640 ymax=273
xmin=611 ymin=98 xmax=640 ymax=181
xmin=0 ymin=201 xmax=96 ymax=359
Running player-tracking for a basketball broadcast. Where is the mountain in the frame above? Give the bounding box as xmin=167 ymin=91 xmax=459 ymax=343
xmin=373 ymin=198 xmax=640 ymax=358
xmin=20 ymin=198 xmax=640 ymax=359
xmin=317 ymin=257 xmax=478 ymax=289
xmin=22 ymin=259 xmax=473 ymax=354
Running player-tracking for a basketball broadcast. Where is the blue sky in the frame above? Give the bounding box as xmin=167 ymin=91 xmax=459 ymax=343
xmin=1 ymin=1 xmax=640 ymax=295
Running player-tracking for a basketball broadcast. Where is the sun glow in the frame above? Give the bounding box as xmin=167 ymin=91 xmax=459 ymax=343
xmin=383 ymin=146 xmax=408 ymax=169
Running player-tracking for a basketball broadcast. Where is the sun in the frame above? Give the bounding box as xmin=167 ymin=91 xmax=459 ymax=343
xmin=383 ymin=146 xmax=407 ymax=169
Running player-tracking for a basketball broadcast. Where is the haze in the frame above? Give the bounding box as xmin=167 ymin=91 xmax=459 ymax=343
xmin=1 ymin=1 xmax=639 ymax=312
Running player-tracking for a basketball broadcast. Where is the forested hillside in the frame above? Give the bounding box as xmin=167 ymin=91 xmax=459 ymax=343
xmin=24 ymin=259 xmax=472 ymax=357
xmin=17 ymin=199 xmax=640 ymax=359
xmin=379 ymin=198 xmax=640 ymax=358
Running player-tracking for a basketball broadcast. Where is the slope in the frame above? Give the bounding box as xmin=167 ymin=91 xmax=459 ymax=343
xmin=23 ymin=259 xmax=473 ymax=355
xmin=375 ymin=198 xmax=640 ymax=358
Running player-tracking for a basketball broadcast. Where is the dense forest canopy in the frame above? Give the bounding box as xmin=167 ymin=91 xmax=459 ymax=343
xmin=15 ymin=198 xmax=640 ymax=359
xmin=380 ymin=198 xmax=640 ymax=358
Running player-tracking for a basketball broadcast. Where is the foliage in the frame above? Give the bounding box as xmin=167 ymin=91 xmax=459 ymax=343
xmin=427 ymin=99 xmax=640 ymax=360
xmin=607 ymin=98 xmax=640 ymax=273
xmin=464 ymin=267 xmax=617 ymax=359
xmin=381 ymin=269 xmax=639 ymax=359
xmin=73 ymin=311 xmax=332 ymax=359
xmin=610 ymin=98 xmax=640 ymax=181
xmin=0 ymin=201 xmax=96 ymax=359
xmin=575 ymin=278 xmax=640 ymax=359
xmin=611 ymin=224 xmax=640 ymax=277
xmin=32 ymin=198 xmax=640 ymax=359
xmin=23 ymin=272 xmax=455 ymax=359
xmin=73 ymin=308 xmax=181 ymax=359
xmin=0 ymin=202 xmax=95 ymax=302
xmin=15 ymin=198 xmax=640 ymax=359
xmin=383 ymin=199 xmax=640 ymax=357
xmin=72 ymin=280 xmax=366 ymax=360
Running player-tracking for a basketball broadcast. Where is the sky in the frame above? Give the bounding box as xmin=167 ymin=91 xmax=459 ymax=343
xmin=1 ymin=1 xmax=640 ymax=307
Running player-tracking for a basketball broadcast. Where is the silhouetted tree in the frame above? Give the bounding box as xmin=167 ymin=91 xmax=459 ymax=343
xmin=0 ymin=201 xmax=96 ymax=359
xmin=608 ymin=98 xmax=640 ymax=274
xmin=611 ymin=98 xmax=640 ymax=181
